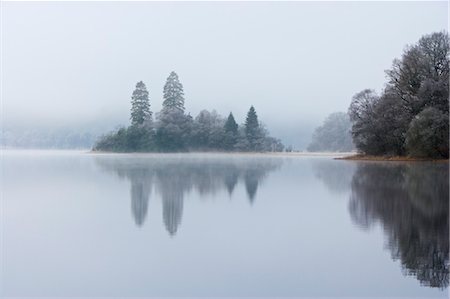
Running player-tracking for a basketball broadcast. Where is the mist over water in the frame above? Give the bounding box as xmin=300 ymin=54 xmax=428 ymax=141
xmin=2 ymin=151 xmax=447 ymax=297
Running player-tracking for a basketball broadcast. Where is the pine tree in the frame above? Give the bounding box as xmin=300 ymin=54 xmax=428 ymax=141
xmin=223 ymin=112 xmax=239 ymax=150
xmin=162 ymin=71 xmax=185 ymax=113
xmin=245 ymin=106 xmax=260 ymax=150
xmin=130 ymin=81 xmax=152 ymax=127
xmin=224 ymin=112 xmax=238 ymax=134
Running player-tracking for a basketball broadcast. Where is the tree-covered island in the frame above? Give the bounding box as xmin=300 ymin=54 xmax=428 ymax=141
xmin=93 ymin=71 xmax=284 ymax=152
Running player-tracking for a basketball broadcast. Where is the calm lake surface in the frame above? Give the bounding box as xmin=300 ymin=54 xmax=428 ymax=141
xmin=1 ymin=150 xmax=448 ymax=297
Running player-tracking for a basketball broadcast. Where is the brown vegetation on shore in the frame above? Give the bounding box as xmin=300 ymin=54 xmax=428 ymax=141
xmin=336 ymin=154 xmax=449 ymax=162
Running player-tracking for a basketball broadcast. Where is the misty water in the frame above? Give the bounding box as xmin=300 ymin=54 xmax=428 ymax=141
xmin=1 ymin=150 xmax=448 ymax=297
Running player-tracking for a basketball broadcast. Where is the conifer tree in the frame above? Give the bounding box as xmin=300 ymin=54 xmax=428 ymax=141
xmin=223 ymin=112 xmax=239 ymax=150
xmin=130 ymin=81 xmax=152 ymax=127
xmin=245 ymin=106 xmax=260 ymax=150
xmin=162 ymin=71 xmax=185 ymax=113
xmin=224 ymin=112 xmax=238 ymax=134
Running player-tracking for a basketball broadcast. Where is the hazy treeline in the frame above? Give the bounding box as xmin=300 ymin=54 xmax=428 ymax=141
xmin=1 ymin=126 xmax=99 ymax=149
xmin=307 ymin=112 xmax=354 ymax=152
xmin=93 ymin=72 xmax=284 ymax=152
xmin=348 ymin=32 xmax=449 ymax=158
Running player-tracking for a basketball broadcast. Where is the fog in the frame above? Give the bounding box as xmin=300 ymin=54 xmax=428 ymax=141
xmin=1 ymin=1 xmax=447 ymax=148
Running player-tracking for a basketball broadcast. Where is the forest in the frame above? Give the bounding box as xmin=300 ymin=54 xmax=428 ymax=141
xmin=93 ymin=72 xmax=284 ymax=152
xmin=348 ymin=31 xmax=449 ymax=159
xmin=308 ymin=31 xmax=449 ymax=159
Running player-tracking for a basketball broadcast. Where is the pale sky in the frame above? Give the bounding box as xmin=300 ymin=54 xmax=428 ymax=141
xmin=2 ymin=1 xmax=448 ymax=147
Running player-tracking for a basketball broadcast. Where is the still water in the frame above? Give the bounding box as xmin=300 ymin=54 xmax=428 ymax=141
xmin=1 ymin=150 xmax=448 ymax=297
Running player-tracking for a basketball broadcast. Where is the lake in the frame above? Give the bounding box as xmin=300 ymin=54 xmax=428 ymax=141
xmin=1 ymin=150 xmax=448 ymax=297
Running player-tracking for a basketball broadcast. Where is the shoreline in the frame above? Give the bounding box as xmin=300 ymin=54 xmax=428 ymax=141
xmin=4 ymin=149 xmax=448 ymax=162
xmin=2 ymin=148 xmax=352 ymax=158
xmin=88 ymin=150 xmax=356 ymax=157
xmin=336 ymin=154 xmax=449 ymax=162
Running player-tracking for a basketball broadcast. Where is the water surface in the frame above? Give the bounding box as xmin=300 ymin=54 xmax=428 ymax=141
xmin=1 ymin=151 xmax=448 ymax=297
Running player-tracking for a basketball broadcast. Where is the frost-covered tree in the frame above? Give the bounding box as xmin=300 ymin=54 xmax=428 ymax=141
xmin=245 ymin=106 xmax=261 ymax=150
xmin=348 ymin=89 xmax=384 ymax=155
xmin=156 ymin=71 xmax=191 ymax=151
xmin=386 ymin=32 xmax=449 ymax=116
xmin=190 ymin=110 xmax=225 ymax=149
xmin=130 ymin=81 xmax=152 ymax=127
xmin=156 ymin=110 xmax=193 ymax=151
xmin=308 ymin=112 xmax=354 ymax=152
xmin=405 ymin=107 xmax=449 ymax=158
xmin=162 ymin=71 xmax=185 ymax=114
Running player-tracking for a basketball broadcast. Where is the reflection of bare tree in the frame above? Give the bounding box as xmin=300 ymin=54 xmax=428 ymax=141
xmin=95 ymin=155 xmax=281 ymax=236
xmin=312 ymin=159 xmax=356 ymax=194
xmin=349 ymin=162 xmax=449 ymax=289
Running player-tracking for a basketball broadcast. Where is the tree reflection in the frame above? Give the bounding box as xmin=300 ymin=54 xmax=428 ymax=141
xmin=312 ymin=159 xmax=355 ymax=194
xmin=130 ymin=177 xmax=151 ymax=227
xmin=244 ymin=164 xmax=268 ymax=204
xmin=95 ymin=156 xmax=281 ymax=236
xmin=224 ymin=169 xmax=239 ymax=196
xmin=348 ymin=162 xmax=449 ymax=288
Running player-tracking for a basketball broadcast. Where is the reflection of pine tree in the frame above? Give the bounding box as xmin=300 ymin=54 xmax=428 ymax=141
xmin=348 ymin=163 xmax=449 ymax=288
xmin=130 ymin=180 xmax=151 ymax=226
xmin=244 ymin=171 xmax=258 ymax=204
xmin=156 ymin=167 xmax=192 ymax=236
xmin=244 ymin=164 xmax=268 ymax=204
xmin=224 ymin=168 xmax=239 ymax=196
xmin=128 ymin=169 xmax=153 ymax=227
xmin=162 ymin=193 xmax=184 ymax=236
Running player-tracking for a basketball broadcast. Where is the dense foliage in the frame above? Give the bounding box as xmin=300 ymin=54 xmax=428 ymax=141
xmin=93 ymin=72 xmax=284 ymax=152
xmin=348 ymin=32 xmax=449 ymax=158
xmin=307 ymin=112 xmax=354 ymax=152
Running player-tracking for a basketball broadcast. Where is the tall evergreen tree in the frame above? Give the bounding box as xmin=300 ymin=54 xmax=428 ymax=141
xmin=224 ymin=112 xmax=238 ymax=134
xmin=223 ymin=112 xmax=239 ymax=150
xmin=245 ymin=106 xmax=260 ymax=150
xmin=130 ymin=81 xmax=152 ymax=127
xmin=162 ymin=71 xmax=185 ymax=113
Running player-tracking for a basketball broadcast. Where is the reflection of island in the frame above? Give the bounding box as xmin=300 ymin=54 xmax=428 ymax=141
xmin=313 ymin=161 xmax=449 ymax=289
xmin=95 ymin=155 xmax=281 ymax=236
